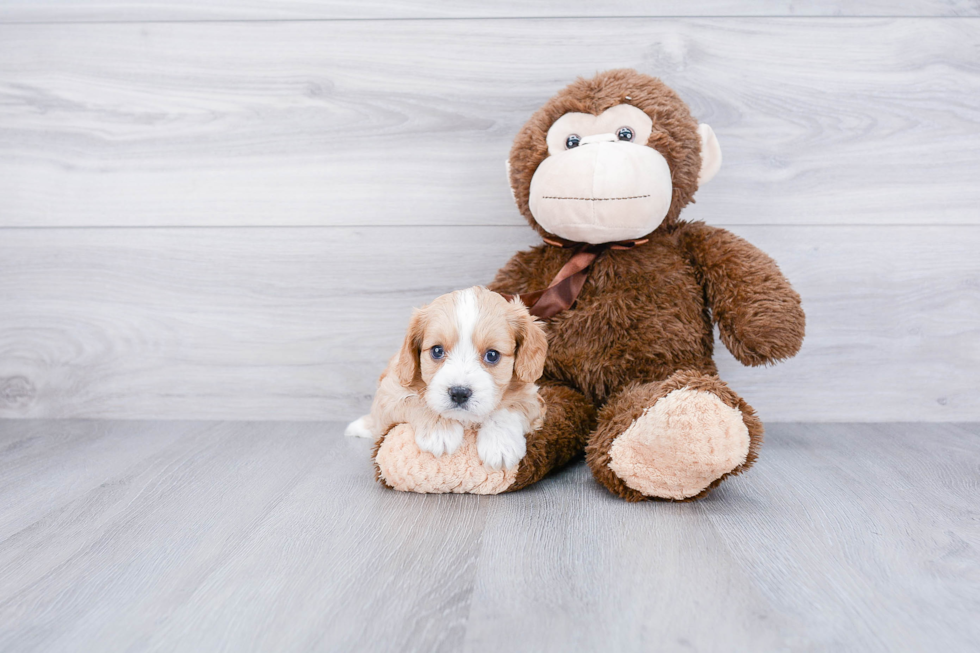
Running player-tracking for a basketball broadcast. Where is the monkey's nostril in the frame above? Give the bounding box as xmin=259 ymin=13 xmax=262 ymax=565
xmin=448 ymin=386 xmax=473 ymax=406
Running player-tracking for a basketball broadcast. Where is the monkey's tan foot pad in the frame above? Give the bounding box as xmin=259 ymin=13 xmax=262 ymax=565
xmin=607 ymin=387 xmax=750 ymax=500
xmin=373 ymin=424 xmax=518 ymax=494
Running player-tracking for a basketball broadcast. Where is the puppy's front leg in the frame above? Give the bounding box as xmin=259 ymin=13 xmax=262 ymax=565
xmin=415 ymin=416 xmax=464 ymax=458
xmin=477 ymin=410 xmax=529 ymax=471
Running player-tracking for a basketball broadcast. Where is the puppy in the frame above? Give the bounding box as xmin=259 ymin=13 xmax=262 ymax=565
xmin=345 ymin=286 xmax=547 ymax=470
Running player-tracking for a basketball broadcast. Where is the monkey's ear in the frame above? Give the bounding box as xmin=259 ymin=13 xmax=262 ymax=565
xmin=697 ymin=124 xmax=722 ymax=186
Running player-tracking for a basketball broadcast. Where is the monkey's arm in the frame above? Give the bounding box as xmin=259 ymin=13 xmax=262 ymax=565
xmin=679 ymin=221 xmax=805 ymax=367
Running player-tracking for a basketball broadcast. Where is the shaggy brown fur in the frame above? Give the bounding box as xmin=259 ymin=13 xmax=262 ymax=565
xmin=487 ymin=69 xmax=805 ymax=500
xmin=509 ymin=383 xmax=597 ymax=492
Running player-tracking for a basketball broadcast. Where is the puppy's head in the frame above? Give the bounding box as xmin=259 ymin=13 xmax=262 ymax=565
xmin=395 ymin=286 xmax=547 ymax=423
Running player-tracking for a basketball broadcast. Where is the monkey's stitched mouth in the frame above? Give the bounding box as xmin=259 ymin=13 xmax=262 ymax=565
xmin=542 ymin=194 xmax=651 ymax=202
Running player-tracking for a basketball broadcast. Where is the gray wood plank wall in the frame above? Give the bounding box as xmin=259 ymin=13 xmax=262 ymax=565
xmin=1 ymin=2 xmax=978 ymax=421
xmin=2 ymin=2 xmax=979 ymax=22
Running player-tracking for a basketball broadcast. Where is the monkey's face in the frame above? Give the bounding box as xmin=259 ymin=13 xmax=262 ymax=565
xmin=529 ymin=104 xmax=669 ymax=244
xmin=509 ymin=71 xmax=722 ymax=245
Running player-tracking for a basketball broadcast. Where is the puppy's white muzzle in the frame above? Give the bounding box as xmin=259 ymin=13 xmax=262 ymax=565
xmin=425 ymin=354 xmax=497 ymax=423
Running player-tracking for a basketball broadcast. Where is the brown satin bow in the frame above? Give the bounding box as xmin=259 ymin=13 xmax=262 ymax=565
xmin=502 ymin=236 xmax=648 ymax=320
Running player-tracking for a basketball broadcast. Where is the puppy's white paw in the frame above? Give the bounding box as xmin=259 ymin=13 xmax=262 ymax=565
xmin=477 ymin=410 xmax=528 ymax=471
xmin=345 ymin=416 xmax=374 ymax=439
xmin=416 ymin=421 xmax=465 ymax=458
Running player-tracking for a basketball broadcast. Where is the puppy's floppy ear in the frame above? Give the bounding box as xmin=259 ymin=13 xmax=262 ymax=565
xmin=512 ymin=304 xmax=548 ymax=383
xmin=394 ymin=308 xmax=425 ymax=387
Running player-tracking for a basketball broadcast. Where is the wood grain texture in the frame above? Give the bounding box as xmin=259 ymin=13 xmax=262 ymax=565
xmin=0 ymin=225 xmax=977 ymax=421
xmin=0 ymin=420 xmax=977 ymax=652
xmin=2 ymin=1 xmax=978 ymax=22
xmin=2 ymin=18 xmax=980 ymax=227
xmin=463 ymin=422 xmax=980 ymax=651
xmin=704 ymin=422 xmax=980 ymax=652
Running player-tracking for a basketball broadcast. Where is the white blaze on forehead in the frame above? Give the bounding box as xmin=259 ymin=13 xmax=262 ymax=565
xmin=453 ymin=288 xmax=480 ymax=360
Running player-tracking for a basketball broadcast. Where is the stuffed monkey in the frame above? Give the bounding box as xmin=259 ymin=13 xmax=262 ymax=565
xmin=374 ymin=69 xmax=805 ymax=500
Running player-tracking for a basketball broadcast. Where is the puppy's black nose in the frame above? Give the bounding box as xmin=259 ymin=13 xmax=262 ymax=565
xmin=448 ymin=386 xmax=472 ymax=406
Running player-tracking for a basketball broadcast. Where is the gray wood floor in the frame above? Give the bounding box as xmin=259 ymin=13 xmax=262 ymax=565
xmin=1 ymin=421 xmax=977 ymax=652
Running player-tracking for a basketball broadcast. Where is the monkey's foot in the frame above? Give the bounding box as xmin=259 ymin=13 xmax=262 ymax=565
xmin=607 ymin=388 xmax=749 ymax=500
xmin=373 ymin=424 xmax=518 ymax=494
xmin=586 ymin=373 xmax=763 ymax=501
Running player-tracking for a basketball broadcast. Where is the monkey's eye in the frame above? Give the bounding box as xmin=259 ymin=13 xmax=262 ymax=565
xmin=617 ymin=127 xmax=634 ymax=142
xmin=565 ymin=134 xmax=581 ymax=149
xmin=483 ymin=349 xmax=500 ymax=365
xmin=430 ymin=345 xmax=445 ymax=360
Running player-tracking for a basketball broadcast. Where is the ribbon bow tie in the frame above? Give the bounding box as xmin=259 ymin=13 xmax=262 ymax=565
xmin=501 ymin=236 xmax=648 ymax=320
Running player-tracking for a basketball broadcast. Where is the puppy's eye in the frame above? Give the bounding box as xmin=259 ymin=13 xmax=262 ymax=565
xmin=483 ymin=349 xmax=500 ymax=365
xmin=430 ymin=346 xmax=445 ymax=360
xmin=617 ymin=127 xmax=634 ymax=142
xmin=565 ymin=134 xmax=580 ymax=149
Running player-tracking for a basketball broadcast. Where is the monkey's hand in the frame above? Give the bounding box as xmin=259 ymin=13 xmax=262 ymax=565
xmin=681 ymin=222 xmax=805 ymax=366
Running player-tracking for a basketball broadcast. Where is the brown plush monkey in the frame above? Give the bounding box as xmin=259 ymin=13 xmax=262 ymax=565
xmin=373 ymin=69 xmax=805 ymax=501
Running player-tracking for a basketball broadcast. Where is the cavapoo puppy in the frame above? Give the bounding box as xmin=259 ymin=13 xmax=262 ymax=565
xmin=345 ymin=286 xmax=547 ymax=470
